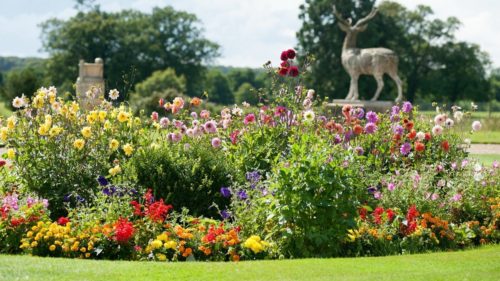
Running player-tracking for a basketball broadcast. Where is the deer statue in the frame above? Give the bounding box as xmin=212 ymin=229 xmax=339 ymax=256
xmin=333 ymin=6 xmax=403 ymax=103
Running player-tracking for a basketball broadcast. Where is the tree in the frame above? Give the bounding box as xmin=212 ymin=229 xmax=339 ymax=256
xmin=205 ymin=69 xmax=234 ymax=104
xmin=297 ymin=0 xmax=491 ymax=103
xmin=235 ymin=82 xmax=260 ymax=105
xmin=40 ymin=6 xmax=219 ymax=97
xmin=2 ymin=68 xmax=43 ymax=105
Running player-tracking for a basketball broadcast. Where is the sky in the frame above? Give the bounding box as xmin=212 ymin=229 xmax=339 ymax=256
xmin=0 ymin=0 xmax=499 ymax=68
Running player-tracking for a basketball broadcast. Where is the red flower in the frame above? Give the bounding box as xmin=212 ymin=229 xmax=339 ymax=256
xmin=441 ymin=140 xmax=450 ymax=152
xmin=415 ymin=141 xmax=425 ymax=152
xmin=288 ymin=66 xmax=299 ymax=77
xmin=425 ymin=132 xmax=432 ymax=141
xmin=405 ymin=121 xmax=414 ymax=131
xmin=57 ymin=217 xmax=70 ymax=226
xmin=280 ymin=51 xmax=288 ymax=61
xmin=359 ymin=207 xmax=368 ymax=220
xmin=286 ymin=49 xmax=296 ymax=59
xmin=130 ymin=200 xmax=143 ymax=216
xmin=278 ymin=66 xmax=288 ymax=76
xmin=114 ymin=217 xmax=134 ymax=243
xmin=373 ymin=207 xmax=384 ymax=224
xmin=280 ymin=61 xmax=289 ymax=68
xmin=403 ymin=205 xmax=419 ymax=235
xmin=158 ymin=98 xmax=164 ymax=107
xmin=144 ymin=189 xmax=154 ymax=205
xmin=147 ymin=199 xmax=173 ymax=223
xmin=10 ymin=217 xmax=25 ymax=227
xmin=386 ymin=208 xmax=395 ymax=222
xmin=407 ymin=129 xmax=416 ymax=140
xmin=230 ymin=130 xmax=240 ymax=145
xmin=0 ymin=160 xmax=6 ymax=168
xmin=353 ymin=125 xmax=363 ymax=135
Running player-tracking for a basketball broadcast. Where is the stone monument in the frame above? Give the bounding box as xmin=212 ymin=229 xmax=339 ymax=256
xmin=331 ymin=6 xmax=403 ymax=112
xmin=76 ymin=58 xmax=105 ymax=108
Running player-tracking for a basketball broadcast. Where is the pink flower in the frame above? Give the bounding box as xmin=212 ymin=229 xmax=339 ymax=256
xmin=387 ymin=183 xmax=396 ymax=191
xmin=452 ymin=193 xmax=462 ymax=202
xmin=211 ymin=137 xmax=221 ymax=148
xmin=244 ymin=113 xmax=255 ymax=125
xmin=159 ymin=117 xmax=170 ymax=128
xmin=432 ymin=125 xmax=443 ymax=136
xmin=200 ymin=110 xmax=210 ymax=119
xmin=204 ymin=120 xmax=218 ymax=133
xmin=151 ymin=111 xmax=159 ymax=122
xmin=190 ymin=112 xmax=198 ymax=119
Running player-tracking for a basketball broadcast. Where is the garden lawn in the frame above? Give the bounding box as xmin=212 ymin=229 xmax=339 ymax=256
xmin=471 ymin=154 xmax=499 ymax=166
xmin=0 ymin=102 xmax=11 ymax=117
xmin=1 ymin=245 xmax=499 ymax=281
xmin=470 ymin=131 xmax=500 ymax=144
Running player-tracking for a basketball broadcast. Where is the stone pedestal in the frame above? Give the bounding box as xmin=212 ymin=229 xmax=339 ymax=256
xmin=76 ymin=58 xmax=105 ymax=109
xmin=328 ymin=99 xmax=393 ymax=113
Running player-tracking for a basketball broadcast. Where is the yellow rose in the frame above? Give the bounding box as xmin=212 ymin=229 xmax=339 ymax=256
xmin=122 ymin=143 xmax=134 ymax=156
xmin=73 ymin=139 xmax=85 ymax=150
xmin=109 ymin=139 xmax=120 ymax=151
xmin=81 ymin=126 xmax=92 ymax=138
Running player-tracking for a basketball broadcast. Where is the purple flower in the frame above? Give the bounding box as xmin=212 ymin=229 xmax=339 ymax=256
xmin=42 ymin=199 xmax=49 ymax=208
xmin=402 ymin=101 xmax=413 ymax=113
xmin=364 ymin=122 xmax=377 ymax=134
xmin=97 ymin=176 xmax=109 ymax=186
xmin=354 ymin=107 xmax=365 ymax=119
xmin=367 ymin=186 xmax=377 ymax=193
xmin=102 ymin=187 xmax=111 ymax=196
xmin=366 ymin=111 xmax=378 ymax=123
xmin=333 ymin=134 xmax=342 ymax=144
xmin=355 ymin=146 xmax=364 ymax=156
xmin=387 ymin=183 xmax=396 ymax=191
xmin=63 ymin=194 xmax=71 ymax=202
xmin=400 ymin=142 xmax=411 ymax=156
xmin=392 ymin=124 xmax=404 ymax=135
xmin=220 ymin=209 xmax=231 ymax=220
xmin=220 ymin=187 xmax=231 ymax=198
xmin=391 ymin=106 xmax=400 ymax=116
xmin=237 ymin=190 xmax=248 ymax=200
xmin=246 ymin=171 xmax=261 ymax=183
xmin=452 ymin=193 xmax=462 ymax=202
xmin=374 ymin=191 xmax=382 ymax=199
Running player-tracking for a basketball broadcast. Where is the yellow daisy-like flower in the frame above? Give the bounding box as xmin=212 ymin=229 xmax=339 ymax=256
xmin=81 ymin=126 xmax=92 ymax=138
xmin=98 ymin=111 xmax=107 ymax=122
xmin=7 ymin=148 xmax=16 ymax=159
xmin=109 ymin=165 xmax=122 ymax=176
xmin=164 ymin=240 xmax=177 ymax=250
xmin=6 ymin=116 xmax=16 ymax=130
xmin=49 ymin=126 xmax=63 ymax=137
xmin=122 ymin=143 xmax=134 ymax=156
xmin=73 ymin=139 xmax=85 ymax=150
xmin=104 ymin=120 xmax=112 ymax=130
xmin=38 ymin=124 xmax=50 ymax=136
xmin=32 ymin=95 xmax=44 ymax=109
xmin=117 ymin=111 xmax=130 ymax=123
xmin=109 ymin=139 xmax=120 ymax=151
xmin=49 ymin=245 xmax=56 ymax=251
xmin=151 ymin=239 xmax=163 ymax=250
xmin=0 ymin=127 xmax=9 ymax=141
xmin=44 ymin=115 xmax=52 ymax=127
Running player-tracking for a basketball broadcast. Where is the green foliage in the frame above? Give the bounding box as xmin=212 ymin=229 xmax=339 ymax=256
xmin=129 ymin=139 xmax=237 ymax=217
xmin=234 ymin=82 xmax=260 ymax=105
xmin=40 ymin=6 xmax=219 ymax=97
xmin=2 ymin=67 xmax=45 ymax=104
xmin=205 ymin=69 xmax=234 ymax=104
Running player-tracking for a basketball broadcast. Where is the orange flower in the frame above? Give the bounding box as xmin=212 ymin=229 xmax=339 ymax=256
xmin=190 ymin=97 xmax=202 ymax=107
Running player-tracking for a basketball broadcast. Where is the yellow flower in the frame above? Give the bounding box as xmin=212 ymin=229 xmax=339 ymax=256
xmin=49 ymin=126 xmax=63 ymax=137
xmin=86 ymin=113 xmax=97 ymax=124
xmin=73 ymin=139 xmax=85 ymax=150
xmin=164 ymin=240 xmax=177 ymax=250
xmin=122 ymin=143 xmax=134 ymax=156
xmin=31 ymin=241 xmax=38 ymax=248
xmin=109 ymin=165 xmax=121 ymax=176
xmin=1 ymin=127 xmax=9 ymax=141
xmin=49 ymin=245 xmax=56 ymax=251
xmin=98 ymin=111 xmax=107 ymax=122
xmin=44 ymin=115 xmax=52 ymax=127
xmin=38 ymin=124 xmax=50 ymax=136
xmin=157 ymin=233 xmax=168 ymax=242
xmin=109 ymin=139 xmax=120 ymax=151
xmin=6 ymin=116 xmax=16 ymax=130
xmin=156 ymin=253 xmax=167 ymax=261
xmin=81 ymin=126 xmax=92 ymax=138
xmin=80 ymin=247 xmax=87 ymax=253
xmin=151 ymin=239 xmax=163 ymax=249
xmin=243 ymin=235 xmax=267 ymax=254
xmin=32 ymin=95 xmax=44 ymax=108
xmin=104 ymin=120 xmax=112 ymax=130
xmin=117 ymin=111 xmax=130 ymax=123
xmin=6 ymin=149 xmax=15 ymax=159
xmin=85 ymin=253 xmax=91 ymax=258
xmin=70 ymin=102 xmax=79 ymax=113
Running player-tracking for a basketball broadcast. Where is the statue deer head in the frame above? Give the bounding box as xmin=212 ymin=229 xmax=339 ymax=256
xmin=333 ymin=6 xmax=403 ymax=103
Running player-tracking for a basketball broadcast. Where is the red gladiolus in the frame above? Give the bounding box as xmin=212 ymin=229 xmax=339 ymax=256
xmin=57 ymin=217 xmax=70 ymax=226
xmin=280 ymin=51 xmax=288 ymax=61
xmin=286 ymin=49 xmax=296 ymax=59
xmin=415 ymin=141 xmax=425 ymax=152
xmin=147 ymin=199 xmax=173 ymax=223
xmin=288 ymin=66 xmax=299 ymax=77
xmin=441 ymin=140 xmax=450 ymax=152
xmin=114 ymin=217 xmax=134 ymax=243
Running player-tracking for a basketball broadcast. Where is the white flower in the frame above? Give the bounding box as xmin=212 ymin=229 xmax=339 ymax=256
xmin=242 ymin=101 xmax=250 ymax=108
xmin=306 ymin=89 xmax=315 ymax=99
xmin=472 ymin=121 xmax=481 ymax=131
xmin=471 ymin=102 xmax=478 ymax=110
xmin=474 ymin=163 xmax=482 ymax=172
xmin=108 ymin=89 xmax=120 ymax=100
xmin=453 ymin=111 xmax=463 ymax=122
xmin=464 ymin=138 xmax=471 ymax=145
xmin=434 ymin=114 xmax=446 ymax=125
xmin=474 ymin=172 xmax=484 ymax=182
xmin=303 ymin=98 xmax=312 ymax=109
xmin=303 ymin=110 xmax=315 ymax=122
xmin=232 ymin=106 xmax=243 ymax=117
xmin=432 ymin=125 xmax=443 ymax=136
xmin=445 ymin=118 xmax=454 ymax=128
xmin=12 ymin=96 xmax=26 ymax=108
xmin=416 ymin=131 xmax=426 ymax=141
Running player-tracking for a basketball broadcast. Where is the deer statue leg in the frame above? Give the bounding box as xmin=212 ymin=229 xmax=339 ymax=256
xmin=345 ymin=76 xmax=354 ymax=100
xmin=370 ymin=74 xmax=384 ymax=101
xmin=350 ymin=75 xmax=360 ymax=100
xmin=388 ymin=72 xmax=403 ymax=103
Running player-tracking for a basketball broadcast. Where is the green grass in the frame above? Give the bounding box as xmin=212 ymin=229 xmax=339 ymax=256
xmin=1 ymin=245 xmax=499 ymax=281
xmin=470 ymin=131 xmax=500 ymax=144
xmin=0 ymin=101 xmax=11 ymax=117
xmin=471 ymin=154 xmax=499 ymax=166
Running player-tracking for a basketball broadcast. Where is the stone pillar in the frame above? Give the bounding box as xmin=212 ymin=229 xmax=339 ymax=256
xmin=76 ymin=58 xmax=105 ymax=109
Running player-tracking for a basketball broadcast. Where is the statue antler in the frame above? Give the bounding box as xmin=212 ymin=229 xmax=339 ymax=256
xmin=354 ymin=7 xmax=378 ymax=27
xmin=333 ymin=5 xmax=352 ymax=26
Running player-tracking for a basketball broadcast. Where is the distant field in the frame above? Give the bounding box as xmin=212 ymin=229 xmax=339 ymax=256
xmin=471 ymin=154 xmax=499 ymax=166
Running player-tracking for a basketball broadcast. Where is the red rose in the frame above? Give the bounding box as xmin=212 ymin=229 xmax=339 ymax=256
xmin=57 ymin=216 xmax=70 ymax=226
xmin=280 ymin=51 xmax=288 ymax=61
xmin=288 ymin=66 xmax=299 ymax=77
xmin=280 ymin=61 xmax=289 ymax=67
xmin=286 ymin=49 xmax=296 ymax=59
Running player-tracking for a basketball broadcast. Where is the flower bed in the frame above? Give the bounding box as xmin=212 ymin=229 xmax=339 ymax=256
xmin=0 ymin=50 xmax=498 ymax=260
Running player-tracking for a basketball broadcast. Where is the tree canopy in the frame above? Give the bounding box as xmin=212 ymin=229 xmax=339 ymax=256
xmin=297 ymin=0 xmax=491 ymax=103
xmin=40 ymin=5 xmax=219 ymax=97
